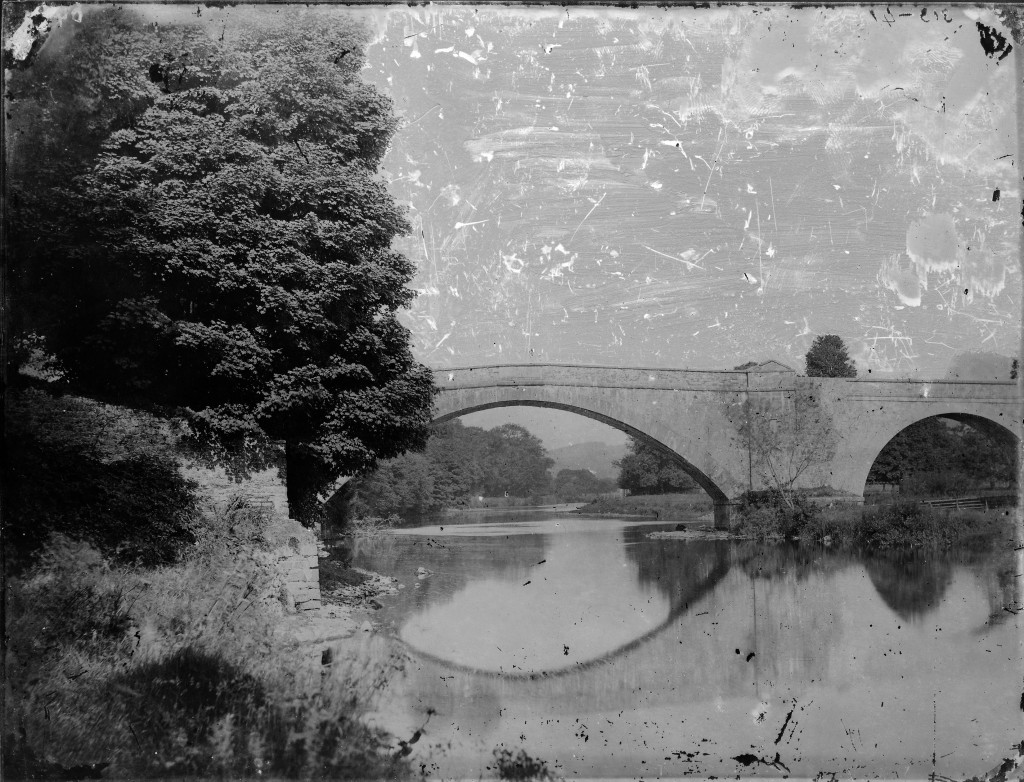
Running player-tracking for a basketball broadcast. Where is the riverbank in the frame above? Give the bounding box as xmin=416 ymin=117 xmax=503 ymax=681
xmin=4 ymin=512 xmax=414 ymax=781
xmin=651 ymin=498 xmax=1018 ymax=549
xmin=441 ymin=501 xmax=586 ymax=516
xmin=575 ymin=492 xmax=713 ymax=519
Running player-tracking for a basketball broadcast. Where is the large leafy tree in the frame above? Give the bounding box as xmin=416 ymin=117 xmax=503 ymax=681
xmin=9 ymin=13 xmax=435 ymax=524
xmin=804 ymin=335 xmax=857 ymax=377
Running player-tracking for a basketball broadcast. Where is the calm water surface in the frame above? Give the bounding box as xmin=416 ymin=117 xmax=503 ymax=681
xmin=350 ymin=513 xmax=1020 ymax=779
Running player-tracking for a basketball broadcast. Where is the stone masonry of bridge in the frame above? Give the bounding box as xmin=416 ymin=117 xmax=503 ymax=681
xmin=432 ymin=363 xmax=1021 ymax=529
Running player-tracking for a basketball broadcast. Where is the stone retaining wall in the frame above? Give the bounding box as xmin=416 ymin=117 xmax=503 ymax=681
xmin=182 ymin=462 xmax=322 ymax=614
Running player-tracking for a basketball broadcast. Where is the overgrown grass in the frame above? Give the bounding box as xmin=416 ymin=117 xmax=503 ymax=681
xmin=348 ymin=513 xmax=402 ymax=535
xmin=734 ymin=491 xmax=1013 ymax=549
xmin=4 ymin=500 xmax=412 ymax=780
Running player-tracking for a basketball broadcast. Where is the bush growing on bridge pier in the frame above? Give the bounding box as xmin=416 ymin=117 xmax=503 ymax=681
xmin=734 ymin=490 xmax=820 ymax=539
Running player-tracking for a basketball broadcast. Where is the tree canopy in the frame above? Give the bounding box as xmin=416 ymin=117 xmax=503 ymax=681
xmin=867 ymin=417 xmax=1016 ymax=491
xmin=615 ymin=438 xmax=697 ymax=495
xmin=805 ymin=335 xmax=857 ymax=377
xmin=553 ymin=469 xmax=616 ymax=500
xmin=7 ymin=11 xmax=435 ymax=524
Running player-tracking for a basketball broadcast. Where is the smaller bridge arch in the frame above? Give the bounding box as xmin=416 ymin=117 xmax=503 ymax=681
xmin=857 ymin=408 xmax=1019 ymax=494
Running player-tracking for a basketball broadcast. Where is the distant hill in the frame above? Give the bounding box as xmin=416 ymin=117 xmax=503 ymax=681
xmin=548 ymin=441 xmax=627 ymax=482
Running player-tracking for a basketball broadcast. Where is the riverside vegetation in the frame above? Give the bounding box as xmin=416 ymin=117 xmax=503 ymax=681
xmin=731 ymin=489 xmax=1014 ymax=549
xmin=3 ymin=389 xmax=412 ymax=779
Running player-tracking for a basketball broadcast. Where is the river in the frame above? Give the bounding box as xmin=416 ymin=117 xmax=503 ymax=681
xmin=346 ymin=512 xmax=1019 ymax=779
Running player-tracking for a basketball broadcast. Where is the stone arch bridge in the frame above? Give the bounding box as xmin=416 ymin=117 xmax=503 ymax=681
xmin=432 ymin=363 xmax=1020 ymax=528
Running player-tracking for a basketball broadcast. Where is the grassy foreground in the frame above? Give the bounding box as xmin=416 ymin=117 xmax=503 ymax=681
xmin=3 ymin=501 xmax=411 ymax=780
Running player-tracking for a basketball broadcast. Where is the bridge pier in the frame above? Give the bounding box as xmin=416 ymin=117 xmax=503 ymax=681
xmin=713 ymin=502 xmax=734 ymax=531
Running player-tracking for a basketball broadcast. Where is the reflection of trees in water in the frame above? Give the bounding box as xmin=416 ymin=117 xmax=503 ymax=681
xmin=863 ymin=539 xmax=1018 ymax=625
xmin=622 ymin=528 xmax=733 ymax=612
xmin=864 ymin=551 xmax=954 ymax=623
xmin=732 ymin=541 xmax=857 ymax=582
xmin=971 ymin=545 xmax=1020 ymax=628
xmin=955 ymin=533 xmax=1021 ymax=628
xmin=726 ymin=538 xmax=1017 ymax=628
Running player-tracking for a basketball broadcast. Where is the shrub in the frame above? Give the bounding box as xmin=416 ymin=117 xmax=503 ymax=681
xmin=859 ymin=502 xmax=963 ymax=548
xmin=348 ymin=514 xmax=402 ymax=536
xmin=734 ymin=490 xmax=819 ymax=539
xmin=796 ymin=503 xmax=1004 ymax=549
xmin=490 ymin=747 xmax=559 ymax=782
xmin=797 ymin=506 xmax=863 ymax=546
xmin=4 ymin=390 xmax=199 ymax=570
xmin=900 ymin=470 xmax=973 ymax=498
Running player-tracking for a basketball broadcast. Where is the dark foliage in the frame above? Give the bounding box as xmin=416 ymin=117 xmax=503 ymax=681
xmin=616 ymin=437 xmax=697 ymax=495
xmin=735 ymin=489 xmax=819 ymax=538
xmin=7 ymin=10 xmax=436 ymax=525
xmin=111 ymin=647 xmax=267 ymax=774
xmin=867 ymin=417 xmax=1016 ymax=491
xmin=5 ymin=441 xmax=198 ymax=570
xmin=552 ymin=469 xmax=616 ymax=500
xmin=804 ymin=334 xmax=857 ymax=377
xmin=490 ymin=747 xmax=557 ymax=782
xmin=4 ymin=392 xmax=198 ymax=571
xmin=857 ymin=501 xmax=964 ymax=549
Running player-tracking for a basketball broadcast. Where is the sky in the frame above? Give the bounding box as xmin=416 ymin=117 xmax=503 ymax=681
xmin=25 ymin=4 xmax=1023 ymax=448
xmin=353 ymin=4 xmax=1019 ymax=379
xmin=357 ymin=4 xmax=1021 ymax=445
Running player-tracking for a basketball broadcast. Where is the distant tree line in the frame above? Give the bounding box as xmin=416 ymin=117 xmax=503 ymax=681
xmin=349 ymin=421 xmax=625 ymax=517
xmin=349 ymin=421 xmax=554 ymax=517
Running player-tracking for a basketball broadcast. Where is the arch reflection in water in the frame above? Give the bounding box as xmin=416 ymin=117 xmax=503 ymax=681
xmin=357 ymin=517 xmax=1019 ymax=778
xmin=395 ymin=517 xmax=686 ymax=674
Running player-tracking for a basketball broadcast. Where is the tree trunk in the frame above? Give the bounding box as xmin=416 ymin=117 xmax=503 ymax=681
xmin=285 ymin=441 xmax=327 ymax=528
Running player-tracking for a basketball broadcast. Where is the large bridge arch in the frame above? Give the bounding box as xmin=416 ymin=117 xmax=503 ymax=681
xmin=431 ymin=365 xmax=764 ymax=528
xmin=432 ymin=398 xmax=730 ymax=506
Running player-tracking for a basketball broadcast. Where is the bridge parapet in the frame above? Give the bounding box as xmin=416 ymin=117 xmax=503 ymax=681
xmin=433 ymin=363 xmax=804 ymax=393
